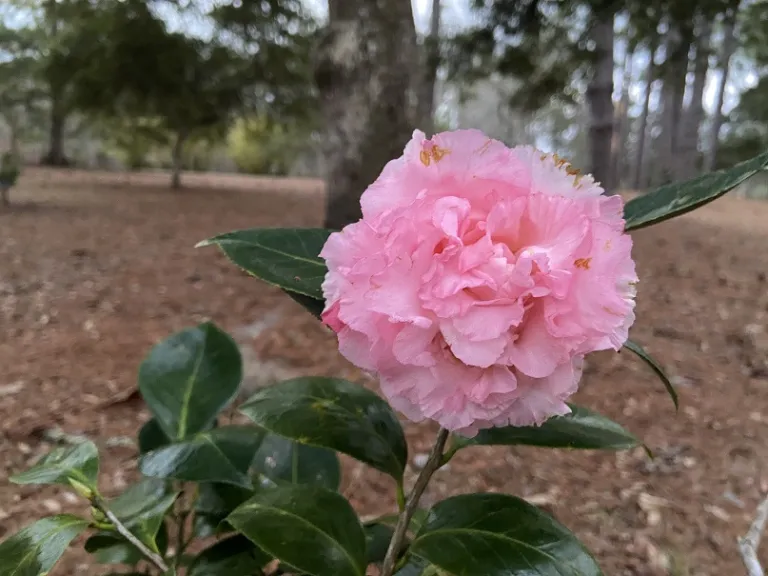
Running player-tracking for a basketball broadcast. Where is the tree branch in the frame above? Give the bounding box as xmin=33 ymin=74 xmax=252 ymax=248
xmin=91 ymin=495 xmax=169 ymax=573
xmin=380 ymin=428 xmax=449 ymax=576
xmin=739 ymin=495 xmax=768 ymax=576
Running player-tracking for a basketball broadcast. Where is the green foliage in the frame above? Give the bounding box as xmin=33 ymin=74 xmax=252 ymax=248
xmin=228 ymin=484 xmax=367 ymax=576
xmin=623 ymin=150 xmax=768 ymax=230
xmin=139 ymin=426 xmax=265 ymax=489
xmin=187 ymin=535 xmax=270 ymax=576
xmin=84 ymin=523 xmax=168 ymax=566
xmin=97 ymin=116 xmax=169 ymax=169
xmin=138 ymin=321 xmax=242 ymax=441
xmin=252 ymin=433 xmax=341 ymax=490
xmin=2 ymin=148 xmax=765 ymax=576
xmin=88 ymin=479 xmax=177 ymax=556
xmin=198 ymin=228 xmax=331 ymax=301
xmin=624 ymin=339 xmax=678 ymax=409
xmin=228 ymin=115 xmax=314 ymax=176
xmin=10 ymin=440 xmax=99 ymax=490
xmin=449 ymin=404 xmax=640 ymax=452
xmin=240 ymin=377 xmax=408 ymax=483
xmin=409 ymin=493 xmax=603 ymax=575
xmin=0 ymin=515 xmax=89 ymax=576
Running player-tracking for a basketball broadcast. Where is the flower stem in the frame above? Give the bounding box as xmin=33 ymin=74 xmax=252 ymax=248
xmin=90 ymin=494 xmax=169 ymax=573
xmin=380 ymin=428 xmax=449 ymax=576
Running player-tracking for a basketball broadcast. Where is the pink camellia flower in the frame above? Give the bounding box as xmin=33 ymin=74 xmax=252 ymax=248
xmin=321 ymin=129 xmax=637 ymax=436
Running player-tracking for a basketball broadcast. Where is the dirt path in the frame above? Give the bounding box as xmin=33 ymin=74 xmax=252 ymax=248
xmin=1 ymin=170 xmax=768 ymax=575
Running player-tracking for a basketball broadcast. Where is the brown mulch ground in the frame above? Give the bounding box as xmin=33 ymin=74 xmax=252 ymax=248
xmin=2 ymin=168 xmax=768 ymax=575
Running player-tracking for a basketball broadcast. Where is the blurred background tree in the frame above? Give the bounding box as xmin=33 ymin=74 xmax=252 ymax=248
xmin=0 ymin=0 xmax=765 ymax=216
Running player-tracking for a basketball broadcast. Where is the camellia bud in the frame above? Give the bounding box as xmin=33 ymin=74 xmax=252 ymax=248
xmin=67 ymin=477 xmax=94 ymax=500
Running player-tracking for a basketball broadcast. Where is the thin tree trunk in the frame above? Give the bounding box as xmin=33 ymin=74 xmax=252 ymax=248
xmin=41 ymin=0 xmax=68 ymax=167
xmin=676 ymin=17 xmax=712 ymax=181
xmin=42 ymin=101 xmax=67 ymax=166
xmin=657 ymin=25 xmax=688 ymax=185
xmin=611 ymin=50 xmax=633 ymax=189
xmin=416 ymin=0 xmax=442 ymax=136
xmin=632 ymin=33 xmax=658 ymax=189
xmin=171 ymin=130 xmax=186 ymax=189
xmin=586 ymin=10 xmax=615 ymax=192
xmin=8 ymin=117 xmax=20 ymax=160
xmin=317 ymin=0 xmax=417 ymax=230
xmin=704 ymin=3 xmax=739 ymax=172
xmin=1 ymin=186 xmax=8 ymax=208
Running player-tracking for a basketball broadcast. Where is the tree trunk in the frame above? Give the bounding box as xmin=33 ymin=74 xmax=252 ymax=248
xmin=8 ymin=115 xmax=20 ymax=161
xmin=171 ymin=131 xmax=186 ymax=190
xmin=611 ymin=49 xmax=633 ymax=189
xmin=41 ymin=96 xmax=68 ymax=166
xmin=704 ymin=3 xmax=739 ymax=172
xmin=415 ymin=0 xmax=442 ymax=136
xmin=1 ymin=186 xmax=8 ymax=208
xmin=317 ymin=0 xmax=418 ymax=230
xmin=632 ymin=33 xmax=658 ymax=189
xmin=586 ymin=10 xmax=615 ymax=192
xmin=676 ymin=17 xmax=711 ymax=181
xmin=41 ymin=0 xmax=68 ymax=167
xmin=657 ymin=25 xmax=688 ymax=185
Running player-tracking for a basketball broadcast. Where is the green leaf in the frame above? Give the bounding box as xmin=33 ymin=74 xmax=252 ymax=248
xmin=252 ymin=434 xmax=341 ymax=490
xmin=394 ymin=557 xmax=434 ymax=576
xmin=623 ymin=150 xmax=768 ymax=231
xmin=197 ymin=228 xmax=331 ymax=301
xmin=10 ymin=440 xmax=99 ymax=490
xmin=194 ymin=482 xmax=252 ymax=536
xmin=139 ymin=426 xmax=265 ymax=489
xmin=369 ymin=509 xmax=428 ymax=535
xmin=188 ymin=535 xmax=271 ymax=576
xmin=84 ymin=522 xmax=169 ymax=566
xmin=228 ymin=484 xmax=366 ymax=576
xmin=623 ymin=339 xmax=678 ymax=410
xmin=138 ymin=417 xmax=220 ymax=455
xmin=101 ymin=478 xmax=178 ymax=553
xmin=364 ymin=509 xmax=428 ymax=564
xmin=364 ymin=523 xmax=395 ymax=564
xmin=138 ymin=418 xmax=170 ymax=454
xmin=286 ymin=290 xmax=324 ymax=319
xmin=240 ymin=377 xmax=407 ymax=483
xmin=410 ymin=493 xmax=602 ymax=575
xmin=0 ymin=515 xmax=90 ymax=576
xmin=139 ymin=322 xmax=242 ymax=441
xmin=450 ymin=404 xmax=639 ymax=452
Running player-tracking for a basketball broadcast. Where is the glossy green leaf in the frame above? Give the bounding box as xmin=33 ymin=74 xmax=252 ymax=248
xmin=138 ymin=322 xmax=242 ymax=441
xmin=140 ymin=426 xmax=265 ymax=488
xmin=193 ymin=483 xmax=253 ymax=537
xmin=450 ymin=404 xmax=639 ymax=452
xmin=286 ymin=290 xmax=324 ymax=319
xmin=623 ymin=150 xmax=768 ymax=231
xmin=138 ymin=417 xmax=220 ymax=455
xmin=10 ymin=440 xmax=99 ymax=490
xmin=0 ymin=515 xmax=90 ymax=576
xmin=364 ymin=523 xmax=395 ymax=564
xmin=240 ymin=377 xmax=407 ymax=482
xmin=100 ymin=478 xmax=177 ymax=553
xmin=410 ymin=493 xmax=602 ymax=575
xmin=188 ymin=535 xmax=271 ymax=576
xmin=137 ymin=418 xmax=170 ymax=454
xmin=84 ymin=522 xmax=169 ymax=566
xmin=198 ymin=228 xmax=331 ymax=300
xmin=623 ymin=339 xmax=678 ymax=410
xmin=228 ymin=484 xmax=366 ymax=576
xmin=252 ymin=434 xmax=341 ymax=490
